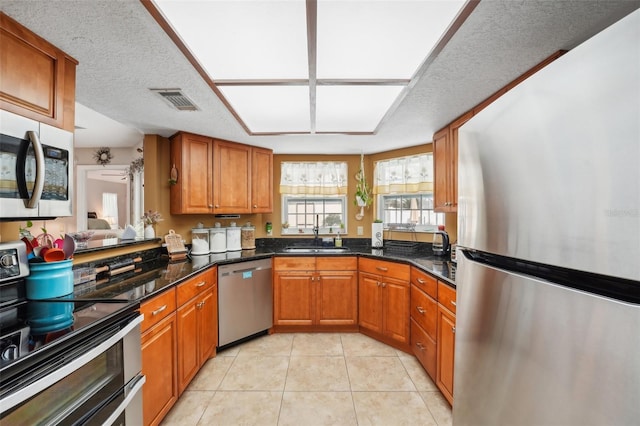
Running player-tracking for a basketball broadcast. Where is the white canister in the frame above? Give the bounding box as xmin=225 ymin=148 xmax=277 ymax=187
xmin=191 ymin=228 xmax=210 ymax=255
xmin=226 ymin=223 xmax=242 ymax=251
xmin=209 ymin=223 xmax=227 ymax=253
xmin=210 ymin=226 xmax=227 ymax=253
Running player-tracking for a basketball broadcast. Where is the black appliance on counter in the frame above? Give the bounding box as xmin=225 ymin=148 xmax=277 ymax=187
xmin=0 ymin=241 xmax=145 ymax=424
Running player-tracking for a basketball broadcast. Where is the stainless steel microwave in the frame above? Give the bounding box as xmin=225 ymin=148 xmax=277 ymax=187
xmin=0 ymin=110 xmax=73 ymax=220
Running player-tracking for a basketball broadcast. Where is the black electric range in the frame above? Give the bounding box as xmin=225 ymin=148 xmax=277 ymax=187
xmin=0 ymin=242 xmax=138 ymax=396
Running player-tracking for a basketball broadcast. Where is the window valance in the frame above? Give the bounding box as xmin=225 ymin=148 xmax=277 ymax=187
xmin=280 ymin=161 xmax=348 ymax=195
xmin=373 ymin=153 xmax=433 ymax=194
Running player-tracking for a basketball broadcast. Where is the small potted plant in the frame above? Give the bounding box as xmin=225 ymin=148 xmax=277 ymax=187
xmin=141 ymin=210 xmax=163 ymax=238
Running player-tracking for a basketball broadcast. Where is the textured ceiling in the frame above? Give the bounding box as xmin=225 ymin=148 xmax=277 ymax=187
xmin=2 ymin=0 xmax=639 ymax=154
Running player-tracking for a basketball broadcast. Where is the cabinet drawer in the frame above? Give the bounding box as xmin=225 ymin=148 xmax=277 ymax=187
xmin=411 ymin=267 xmax=437 ymax=299
xmin=437 ymin=281 xmax=457 ymax=314
xmin=411 ymin=318 xmax=436 ymax=380
xmin=274 ymin=257 xmax=316 ymax=271
xmin=316 ymin=256 xmax=357 ymax=271
xmin=141 ymin=287 xmax=177 ymax=333
xmin=358 ymin=257 xmax=409 ymax=280
xmin=177 ymin=269 xmax=215 ymax=306
xmin=410 ymin=285 xmax=437 ymax=340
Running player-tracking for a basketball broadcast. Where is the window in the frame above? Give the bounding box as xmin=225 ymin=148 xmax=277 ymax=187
xmin=374 ymin=153 xmax=444 ymax=232
xmin=282 ymin=196 xmax=347 ymax=235
xmin=280 ymin=161 xmax=348 ymax=234
xmin=378 ymin=193 xmax=444 ymax=232
xmin=102 ymin=192 xmax=118 ymax=229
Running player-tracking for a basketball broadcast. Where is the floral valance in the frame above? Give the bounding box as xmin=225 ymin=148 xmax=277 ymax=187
xmin=373 ymin=153 xmax=434 ymax=194
xmin=280 ymin=161 xmax=348 ymax=195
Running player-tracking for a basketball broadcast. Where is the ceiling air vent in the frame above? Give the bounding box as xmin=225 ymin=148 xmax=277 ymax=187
xmin=150 ymin=88 xmax=199 ymax=111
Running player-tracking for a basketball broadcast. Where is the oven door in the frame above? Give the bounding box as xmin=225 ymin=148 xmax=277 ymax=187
xmin=0 ymin=313 xmax=144 ymax=425
xmin=0 ymin=110 xmax=72 ymax=220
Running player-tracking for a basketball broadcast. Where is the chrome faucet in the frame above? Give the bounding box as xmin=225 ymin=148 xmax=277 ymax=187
xmin=313 ymin=214 xmax=319 ymax=244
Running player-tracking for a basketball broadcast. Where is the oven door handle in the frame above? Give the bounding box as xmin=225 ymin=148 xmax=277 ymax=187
xmin=24 ymin=130 xmax=45 ymax=208
xmin=0 ymin=314 xmax=143 ymax=412
xmin=101 ymin=373 xmax=146 ymax=426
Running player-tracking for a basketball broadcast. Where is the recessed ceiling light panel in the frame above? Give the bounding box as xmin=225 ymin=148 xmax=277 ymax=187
xmin=218 ymin=85 xmax=311 ymax=133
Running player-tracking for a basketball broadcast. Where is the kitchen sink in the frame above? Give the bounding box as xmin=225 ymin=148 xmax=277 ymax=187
xmin=281 ymin=246 xmax=350 ymax=254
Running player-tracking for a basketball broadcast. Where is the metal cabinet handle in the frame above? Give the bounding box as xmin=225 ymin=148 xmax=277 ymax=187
xmin=416 ymin=342 xmax=425 ymax=351
xmin=215 ymin=205 xmax=220 ymax=208
xmin=376 ymin=281 xmax=380 ymax=287
xmin=197 ymin=301 xmax=205 ymax=309
xmin=152 ymin=304 xmax=167 ymax=316
xmin=196 ymin=281 xmax=206 ymax=287
xmin=450 ymin=301 xmax=457 ymax=306
xmin=209 ymin=204 xmax=213 ymax=208
xmin=416 ymin=306 xmax=426 ymax=314
xmin=452 ymin=326 xmax=456 ymax=333
xmin=376 ymin=266 xmax=388 ymax=272
xmin=253 ymin=204 xmax=257 ymax=208
xmin=381 ymin=282 xmax=386 ymax=288
xmin=416 ymin=278 xmax=425 ymax=284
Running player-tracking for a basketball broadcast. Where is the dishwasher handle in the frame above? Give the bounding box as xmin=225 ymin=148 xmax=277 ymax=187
xmin=220 ymin=266 xmax=272 ymax=278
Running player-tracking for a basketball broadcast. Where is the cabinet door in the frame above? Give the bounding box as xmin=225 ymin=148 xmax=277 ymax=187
xmin=433 ymin=127 xmax=452 ymax=212
xmin=177 ymin=299 xmax=199 ymax=394
xmin=198 ymin=288 xmax=217 ymax=363
xmin=142 ymin=314 xmax=178 ymax=426
xmin=437 ymin=305 xmax=456 ymax=405
xmin=213 ymin=140 xmax=251 ymax=213
xmin=0 ymin=13 xmax=77 ymax=131
xmin=381 ymin=276 xmax=410 ymax=344
xmin=273 ymin=271 xmax=314 ymax=326
xmin=358 ymin=272 xmax=382 ymax=333
xmin=317 ymin=271 xmax=357 ymax=326
xmin=251 ymin=147 xmax=273 ymax=213
xmin=170 ymin=133 xmax=213 ymax=214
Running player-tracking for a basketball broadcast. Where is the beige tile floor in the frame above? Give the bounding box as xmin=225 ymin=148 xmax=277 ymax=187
xmin=161 ymin=332 xmax=452 ymax=426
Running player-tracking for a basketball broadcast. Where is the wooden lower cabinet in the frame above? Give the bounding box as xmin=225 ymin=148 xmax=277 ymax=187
xmin=273 ymin=257 xmax=358 ymax=330
xmin=436 ymin=282 xmax=457 ymax=405
xmin=317 ymin=270 xmax=358 ymax=326
xmin=410 ymin=272 xmax=438 ymax=381
xmin=358 ymin=258 xmax=410 ymax=349
xmin=141 ymin=288 xmax=178 ymax=426
xmin=411 ymin=317 xmax=437 ymax=379
xmin=176 ymin=269 xmax=217 ymax=394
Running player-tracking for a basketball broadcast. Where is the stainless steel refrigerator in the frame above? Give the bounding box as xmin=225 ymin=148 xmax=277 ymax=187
xmin=454 ymin=9 xmax=640 ymax=426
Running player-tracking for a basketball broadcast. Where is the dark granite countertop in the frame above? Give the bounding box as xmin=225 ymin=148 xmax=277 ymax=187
xmin=71 ymin=239 xmax=456 ymax=304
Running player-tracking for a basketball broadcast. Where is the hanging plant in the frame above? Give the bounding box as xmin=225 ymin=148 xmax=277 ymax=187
xmin=127 ymin=157 xmax=144 ymax=178
xmin=354 ymin=154 xmax=372 ymax=207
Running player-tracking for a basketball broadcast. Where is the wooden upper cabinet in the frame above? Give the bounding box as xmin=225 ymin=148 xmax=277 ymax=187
xmin=0 ymin=13 xmax=77 ymax=131
xmin=213 ymin=140 xmax=251 ymax=214
xmin=251 ymin=146 xmax=273 ymax=213
xmin=170 ymin=132 xmax=214 ymax=214
xmin=170 ymin=133 xmax=273 ymax=214
xmin=433 ymin=127 xmax=452 ymax=213
xmin=433 ymin=111 xmax=472 ymax=213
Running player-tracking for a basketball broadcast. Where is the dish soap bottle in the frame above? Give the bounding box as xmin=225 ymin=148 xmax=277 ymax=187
xmin=335 ymin=232 xmax=342 ymax=247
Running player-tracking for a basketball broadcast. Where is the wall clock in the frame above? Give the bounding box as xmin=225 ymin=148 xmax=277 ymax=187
xmin=94 ymin=147 xmax=113 ymax=166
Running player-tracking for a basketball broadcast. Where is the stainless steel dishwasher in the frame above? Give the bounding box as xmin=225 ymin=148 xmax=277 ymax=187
xmin=218 ymin=258 xmax=273 ymax=348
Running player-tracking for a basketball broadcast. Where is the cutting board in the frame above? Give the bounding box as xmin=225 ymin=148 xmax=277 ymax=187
xmin=164 ymin=229 xmax=187 ymax=260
